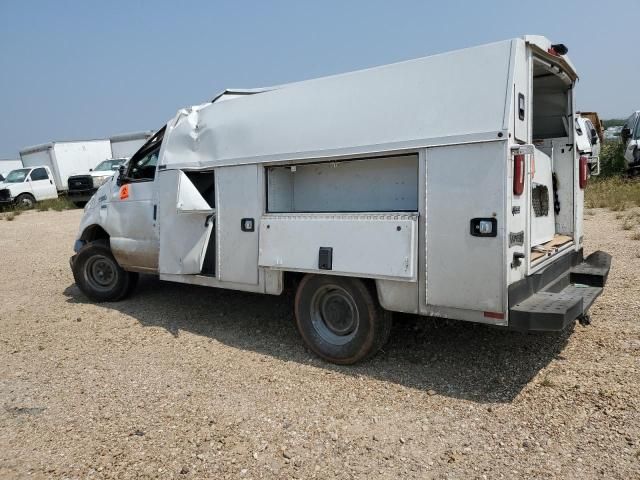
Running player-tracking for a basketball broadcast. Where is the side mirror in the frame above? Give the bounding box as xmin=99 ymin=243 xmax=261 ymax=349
xmin=621 ymin=127 xmax=632 ymax=141
xmin=590 ymin=130 xmax=598 ymax=145
xmin=116 ymin=165 xmax=127 ymax=186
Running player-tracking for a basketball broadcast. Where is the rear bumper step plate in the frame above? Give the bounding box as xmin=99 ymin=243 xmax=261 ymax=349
xmin=509 ymin=251 xmax=611 ymax=332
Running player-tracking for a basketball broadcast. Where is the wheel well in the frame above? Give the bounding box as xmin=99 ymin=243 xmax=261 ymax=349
xmin=80 ymin=224 xmax=110 ymax=243
xmin=16 ymin=192 xmax=35 ymax=199
xmin=283 ymin=271 xmax=378 ymax=298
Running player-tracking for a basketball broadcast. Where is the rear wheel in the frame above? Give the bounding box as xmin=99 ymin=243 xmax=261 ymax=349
xmin=72 ymin=240 xmax=138 ymax=302
xmin=294 ymin=274 xmax=392 ymax=364
xmin=15 ymin=193 xmax=35 ymax=209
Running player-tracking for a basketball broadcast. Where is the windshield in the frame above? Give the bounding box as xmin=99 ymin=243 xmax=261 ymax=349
xmin=94 ymin=159 xmax=125 ymax=171
xmin=5 ymin=168 xmax=30 ymax=183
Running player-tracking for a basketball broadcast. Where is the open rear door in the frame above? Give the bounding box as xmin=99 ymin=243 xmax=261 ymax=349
xmin=158 ymin=170 xmax=215 ymax=275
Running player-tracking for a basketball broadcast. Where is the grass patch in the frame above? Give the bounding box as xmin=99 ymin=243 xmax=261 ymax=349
xmin=4 ymin=212 xmax=16 ymax=221
xmin=585 ymin=177 xmax=640 ymax=210
xmin=35 ymin=197 xmax=77 ymax=212
xmin=539 ymin=376 xmax=555 ymax=388
xmin=631 ymin=232 xmax=640 ymax=241
xmin=622 ymin=221 xmax=634 ymax=231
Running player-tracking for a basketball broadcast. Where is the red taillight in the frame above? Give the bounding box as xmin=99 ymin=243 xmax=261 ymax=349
xmin=579 ymin=156 xmax=588 ymax=189
xmin=513 ymin=154 xmax=525 ymax=196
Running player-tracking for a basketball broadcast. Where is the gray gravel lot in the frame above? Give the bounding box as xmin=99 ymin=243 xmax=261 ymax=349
xmin=0 ymin=208 xmax=638 ymax=479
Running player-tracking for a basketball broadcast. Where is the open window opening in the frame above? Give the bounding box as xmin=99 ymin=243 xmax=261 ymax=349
xmin=267 ymin=154 xmax=418 ymax=213
xmin=530 ymin=57 xmax=574 ymax=264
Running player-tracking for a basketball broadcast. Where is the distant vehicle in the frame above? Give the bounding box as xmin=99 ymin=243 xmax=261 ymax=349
xmin=621 ymin=111 xmax=640 ymax=173
xmin=67 ymin=158 xmax=128 ymax=207
xmin=20 ymin=140 xmax=113 ymax=193
xmin=575 ymin=115 xmax=601 ymax=174
xmin=604 ymin=126 xmax=622 ymax=140
xmin=109 ymin=131 xmax=154 ymax=159
xmin=578 ymin=111 xmax=604 ymax=144
xmin=0 ymin=166 xmax=58 ymax=208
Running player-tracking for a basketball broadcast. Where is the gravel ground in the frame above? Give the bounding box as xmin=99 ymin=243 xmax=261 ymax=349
xmin=0 ymin=208 xmax=638 ymax=479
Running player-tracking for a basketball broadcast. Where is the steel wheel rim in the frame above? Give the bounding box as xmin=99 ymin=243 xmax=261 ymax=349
xmin=19 ymin=197 xmax=33 ymax=208
xmin=310 ymin=285 xmax=359 ymax=345
xmin=84 ymin=255 xmax=118 ymax=292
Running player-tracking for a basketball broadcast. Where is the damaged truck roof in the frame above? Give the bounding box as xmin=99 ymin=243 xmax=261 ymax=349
xmin=160 ymin=35 xmax=576 ymax=170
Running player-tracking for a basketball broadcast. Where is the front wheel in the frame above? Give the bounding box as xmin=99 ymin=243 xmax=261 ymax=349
xmin=15 ymin=193 xmax=35 ymax=209
xmin=294 ymin=275 xmax=392 ymax=364
xmin=72 ymin=240 xmax=138 ymax=302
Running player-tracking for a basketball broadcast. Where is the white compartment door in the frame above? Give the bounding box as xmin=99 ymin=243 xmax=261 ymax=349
xmin=215 ymin=164 xmax=261 ymax=285
xmin=158 ymin=170 xmax=215 ymax=275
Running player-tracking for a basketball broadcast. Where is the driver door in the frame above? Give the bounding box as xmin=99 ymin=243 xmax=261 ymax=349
xmin=108 ymin=128 xmax=165 ymax=271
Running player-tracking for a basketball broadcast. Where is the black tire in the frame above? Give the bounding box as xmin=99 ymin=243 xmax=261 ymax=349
xmin=72 ymin=240 xmax=138 ymax=302
xmin=294 ymin=274 xmax=392 ymax=364
xmin=15 ymin=193 xmax=35 ymax=209
xmin=72 ymin=201 xmax=87 ymax=208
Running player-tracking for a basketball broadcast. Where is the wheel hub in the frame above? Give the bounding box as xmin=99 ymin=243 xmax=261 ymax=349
xmin=310 ymin=285 xmax=359 ymax=345
xmin=85 ymin=255 xmax=118 ymax=291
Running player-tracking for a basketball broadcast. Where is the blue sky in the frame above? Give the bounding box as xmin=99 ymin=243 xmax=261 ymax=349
xmin=0 ymin=0 xmax=637 ymax=158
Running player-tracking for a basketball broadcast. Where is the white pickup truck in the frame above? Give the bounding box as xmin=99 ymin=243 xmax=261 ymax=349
xmin=0 ymin=166 xmax=58 ymax=208
xmin=67 ymin=158 xmax=128 ymax=207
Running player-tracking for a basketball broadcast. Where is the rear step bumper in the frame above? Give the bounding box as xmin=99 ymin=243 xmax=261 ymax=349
xmin=509 ymin=250 xmax=611 ymax=332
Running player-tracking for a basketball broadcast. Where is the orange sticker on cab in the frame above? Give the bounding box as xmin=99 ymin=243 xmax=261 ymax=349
xmin=119 ymin=184 xmax=130 ymax=200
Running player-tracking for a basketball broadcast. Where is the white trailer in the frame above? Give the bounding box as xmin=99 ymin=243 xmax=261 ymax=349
xmin=110 ymin=131 xmax=154 ymax=159
xmin=20 ymin=140 xmax=112 ymax=192
xmin=71 ymin=35 xmax=610 ymax=364
xmin=0 ymin=159 xmax=23 ymax=178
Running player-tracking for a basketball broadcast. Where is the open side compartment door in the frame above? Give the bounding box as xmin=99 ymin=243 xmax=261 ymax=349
xmin=158 ymin=169 xmax=215 ymax=275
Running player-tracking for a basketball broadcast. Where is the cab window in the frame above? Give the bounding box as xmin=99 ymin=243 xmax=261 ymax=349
xmin=30 ymin=168 xmax=48 ymax=181
xmin=126 ymin=126 xmax=165 ymax=182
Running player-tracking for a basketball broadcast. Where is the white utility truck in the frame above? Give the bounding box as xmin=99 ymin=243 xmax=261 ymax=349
xmin=20 ymin=140 xmax=113 ymax=193
xmin=0 ymin=166 xmax=58 ymax=208
xmin=71 ymin=36 xmax=611 ymax=364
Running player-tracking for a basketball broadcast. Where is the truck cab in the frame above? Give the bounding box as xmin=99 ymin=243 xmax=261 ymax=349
xmin=0 ymin=166 xmax=58 ymax=208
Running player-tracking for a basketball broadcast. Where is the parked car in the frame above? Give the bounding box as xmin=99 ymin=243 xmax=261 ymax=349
xmin=67 ymin=158 xmax=128 ymax=207
xmin=621 ymin=111 xmax=640 ymax=172
xmin=0 ymin=166 xmax=58 ymax=208
xmin=71 ymin=35 xmax=610 ymax=364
